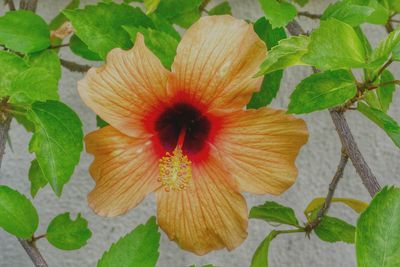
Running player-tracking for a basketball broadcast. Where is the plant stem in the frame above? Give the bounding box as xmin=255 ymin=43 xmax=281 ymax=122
xmin=49 ymin=43 xmax=69 ymax=49
xmin=6 ymin=0 xmax=16 ymax=10
xmin=307 ymin=150 xmax=349 ymax=230
xmin=297 ymin=11 xmax=321 ymax=19
xmin=286 ymin=20 xmax=381 ymax=197
xmin=60 ymin=59 xmax=92 ymax=73
xmin=276 ymin=228 xmax=306 ymax=235
xmin=367 ymin=80 xmax=400 ymax=90
xmin=18 ymin=239 xmax=48 ymax=267
xmin=19 ymin=0 xmax=38 ymax=11
xmin=31 ymin=234 xmax=46 ymax=242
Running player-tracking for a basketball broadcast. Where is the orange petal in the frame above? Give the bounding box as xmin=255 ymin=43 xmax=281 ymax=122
xmin=169 ymin=15 xmax=267 ymax=112
xmin=78 ymin=33 xmax=169 ymax=137
xmin=215 ymin=108 xmax=308 ymax=195
xmin=86 ymin=126 xmax=160 ymax=217
xmin=156 ymin=148 xmax=248 ymax=255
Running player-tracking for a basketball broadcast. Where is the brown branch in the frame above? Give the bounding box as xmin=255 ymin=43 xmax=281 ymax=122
xmin=6 ymin=0 xmax=16 ymax=10
xmin=60 ymin=59 xmax=91 ymax=73
xmin=19 ymin=0 xmax=38 ymax=11
xmin=297 ymin=11 xmax=321 ymax=20
xmin=18 ymin=239 xmax=48 ymax=267
xmin=286 ymin=20 xmax=381 ymax=197
xmin=0 ymin=114 xmax=11 ymax=169
xmin=306 ymin=150 xmax=349 ymax=231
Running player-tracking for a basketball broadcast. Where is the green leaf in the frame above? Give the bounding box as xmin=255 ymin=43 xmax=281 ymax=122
xmin=10 ymin=68 xmax=59 ymax=104
xmin=314 ymin=215 xmax=355 ymax=244
xmin=155 ymin=0 xmax=202 ymax=28
xmin=249 ymin=17 xmax=286 ymax=108
xmin=365 ymin=70 xmax=396 ymax=112
xmin=321 ymin=1 xmax=374 ymax=26
xmin=250 ymin=230 xmax=278 ymax=267
xmin=0 ymin=185 xmax=39 ymax=239
xmin=69 ymin=34 xmax=102 ymax=61
xmin=0 ymin=10 xmax=50 ymax=54
xmin=49 ymin=0 xmax=80 ymax=30
xmin=148 ymin=13 xmax=181 ymax=41
xmin=304 ymin=197 xmax=368 ymax=218
xmin=256 ymin=35 xmax=309 ymax=76
xmin=369 ymin=28 xmax=400 ymax=68
xmin=27 ymin=101 xmax=83 ymax=196
xmin=288 ymin=70 xmax=357 ymax=114
xmin=96 ymin=116 xmax=109 ymax=128
xmin=29 ymin=159 xmax=48 ymax=198
xmin=46 ymin=212 xmax=92 ymax=250
xmin=353 ymin=0 xmax=390 ymax=24
xmin=0 ymin=51 xmax=29 ymax=97
xmin=25 ymin=50 xmax=62 ymax=81
xmin=64 ymin=3 xmax=154 ymax=59
xmin=98 ymin=217 xmax=160 ymax=267
xmin=302 ymin=18 xmax=367 ymax=70
xmin=123 ymin=26 xmax=178 ymax=69
xmin=292 ymin=0 xmax=309 ymax=7
xmin=144 ymin=0 xmax=160 ymax=14
xmin=249 ymin=201 xmax=300 ymax=227
xmin=258 ymin=0 xmax=297 ymax=28
xmin=356 ymin=186 xmax=400 ymax=267
xmin=358 ymin=102 xmax=400 ymax=148
xmin=208 ymin=1 xmax=232 ymax=15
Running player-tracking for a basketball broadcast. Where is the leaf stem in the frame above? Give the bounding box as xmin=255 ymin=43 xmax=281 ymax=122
xmin=49 ymin=43 xmax=69 ymax=49
xmin=31 ymin=234 xmax=46 ymax=242
xmin=60 ymin=59 xmax=92 ymax=73
xmin=297 ymin=11 xmax=321 ymax=20
xmin=275 ymin=228 xmax=306 ymax=235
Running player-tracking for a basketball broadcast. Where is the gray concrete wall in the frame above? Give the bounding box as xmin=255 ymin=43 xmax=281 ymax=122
xmin=0 ymin=0 xmax=399 ymax=266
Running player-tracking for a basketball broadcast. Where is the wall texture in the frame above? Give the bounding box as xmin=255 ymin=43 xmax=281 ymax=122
xmin=1 ymin=0 xmax=399 ymax=266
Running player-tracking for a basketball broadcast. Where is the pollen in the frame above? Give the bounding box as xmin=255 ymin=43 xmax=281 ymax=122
xmin=158 ymin=146 xmax=192 ymax=192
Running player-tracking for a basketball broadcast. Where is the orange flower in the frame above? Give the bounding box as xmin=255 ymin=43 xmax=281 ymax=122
xmin=78 ymin=15 xmax=308 ymax=255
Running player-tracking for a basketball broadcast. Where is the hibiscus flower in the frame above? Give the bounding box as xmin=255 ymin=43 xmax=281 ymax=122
xmin=78 ymin=15 xmax=308 ymax=255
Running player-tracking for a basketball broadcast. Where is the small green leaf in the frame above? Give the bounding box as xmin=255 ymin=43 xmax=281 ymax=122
xmin=355 ymin=0 xmax=390 ymax=25
xmin=123 ymin=26 xmax=178 ymax=69
xmin=365 ymin=70 xmax=396 ymax=112
xmin=256 ymin=35 xmax=310 ymax=76
xmin=304 ymin=197 xmax=368 ymax=218
xmin=49 ymin=0 xmax=80 ymax=30
xmin=0 ymin=51 xmax=29 ymax=97
xmin=250 ymin=230 xmax=278 ymax=267
xmin=46 ymin=212 xmax=92 ymax=250
xmin=258 ymin=0 xmax=297 ymax=28
xmin=98 ymin=217 xmax=160 ymax=267
xmin=314 ymin=216 xmax=355 ymax=244
xmin=96 ymin=116 xmax=109 ymax=128
xmin=358 ymin=102 xmax=400 ymax=148
xmin=28 ymin=101 xmax=84 ymax=196
xmin=249 ymin=201 xmax=300 ymax=227
xmin=69 ymin=34 xmax=102 ymax=61
xmin=321 ymin=1 xmax=374 ymax=26
xmin=0 ymin=185 xmax=39 ymax=239
xmin=288 ymin=70 xmax=357 ymax=114
xmin=302 ymin=18 xmax=367 ymax=70
xmin=356 ymin=186 xmax=400 ymax=267
xmin=64 ymin=3 xmax=154 ymax=59
xmin=369 ymin=28 xmax=400 ymax=68
xmin=25 ymin=50 xmax=62 ymax=81
xmin=10 ymin=68 xmax=59 ymax=104
xmin=292 ymin=0 xmax=309 ymax=7
xmin=144 ymin=0 xmax=160 ymax=14
xmin=0 ymin=10 xmax=50 ymax=54
xmin=208 ymin=1 xmax=232 ymax=15
xmin=29 ymin=159 xmax=48 ymax=198
xmin=155 ymin=0 xmax=202 ymax=28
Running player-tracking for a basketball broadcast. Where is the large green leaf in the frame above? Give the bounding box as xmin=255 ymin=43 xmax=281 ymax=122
xmin=249 ymin=201 xmax=300 ymax=227
xmin=369 ymin=28 xmax=400 ymax=68
xmin=25 ymin=50 xmax=62 ymax=81
xmin=46 ymin=212 xmax=92 ymax=250
xmin=69 ymin=34 xmax=102 ymax=61
xmin=288 ymin=70 xmax=357 ymax=114
xmin=123 ymin=26 xmax=178 ymax=69
xmin=321 ymin=0 xmax=374 ymax=26
xmin=256 ymin=35 xmax=309 ymax=76
xmin=0 ymin=51 xmax=28 ymax=97
xmin=27 ymin=101 xmax=83 ymax=196
xmin=10 ymin=68 xmax=59 ymax=104
xmin=155 ymin=0 xmax=201 ymax=28
xmin=314 ymin=216 xmax=355 ymax=244
xmin=28 ymin=159 xmax=48 ymax=198
xmin=352 ymin=0 xmax=390 ymax=24
xmin=250 ymin=230 xmax=278 ymax=267
xmin=249 ymin=17 xmax=286 ymax=108
xmin=356 ymin=186 xmax=400 ymax=267
xmin=64 ymin=3 xmax=154 ymax=59
xmin=302 ymin=18 xmax=367 ymax=70
xmin=208 ymin=1 xmax=232 ymax=15
xmin=0 ymin=10 xmax=50 ymax=54
xmin=98 ymin=217 xmax=160 ymax=267
xmin=358 ymin=102 xmax=400 ymax=148
xmin=0 ymin=185 xmax=39 ymax=239
xmin=258 ymin=0 xmax=297 ymax=28
xmin=48 ymin=0 xmax=80 ymax=30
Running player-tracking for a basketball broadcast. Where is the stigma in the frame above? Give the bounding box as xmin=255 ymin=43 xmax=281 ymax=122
xmin=158 ymin=127 xmax=192 ymax=192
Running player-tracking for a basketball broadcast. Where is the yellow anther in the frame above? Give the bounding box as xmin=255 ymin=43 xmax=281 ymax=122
xmin=159 ymin=146 xmax=192 ymax=192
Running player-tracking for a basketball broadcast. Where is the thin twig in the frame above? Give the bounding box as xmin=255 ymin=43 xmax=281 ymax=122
xmin=18 ymin=239 xmax=48 ymax=267
xmin=49 ymin=43 xmax=69 ymax=49
xmin=286 ymin=20 xmax=381 ymax=197
xmin=6 ymin=0 xmax=16 ymax=10
xmin=31 ymin=234 xmax=46 ymax=242
xmin=367 ymin=80 xmax=400 ymax=90
xmin=371 ymin=58 xmax=393 ymax=83
xmin=60 ymin=59 xmax=91 ymax=73
xmin=297 ymin=11 xmax=321 ymax=19
xmin=390 ymin=19 xmax=400 ymax=23
xmin=306 ymin=150 xmax=349 ymax=231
